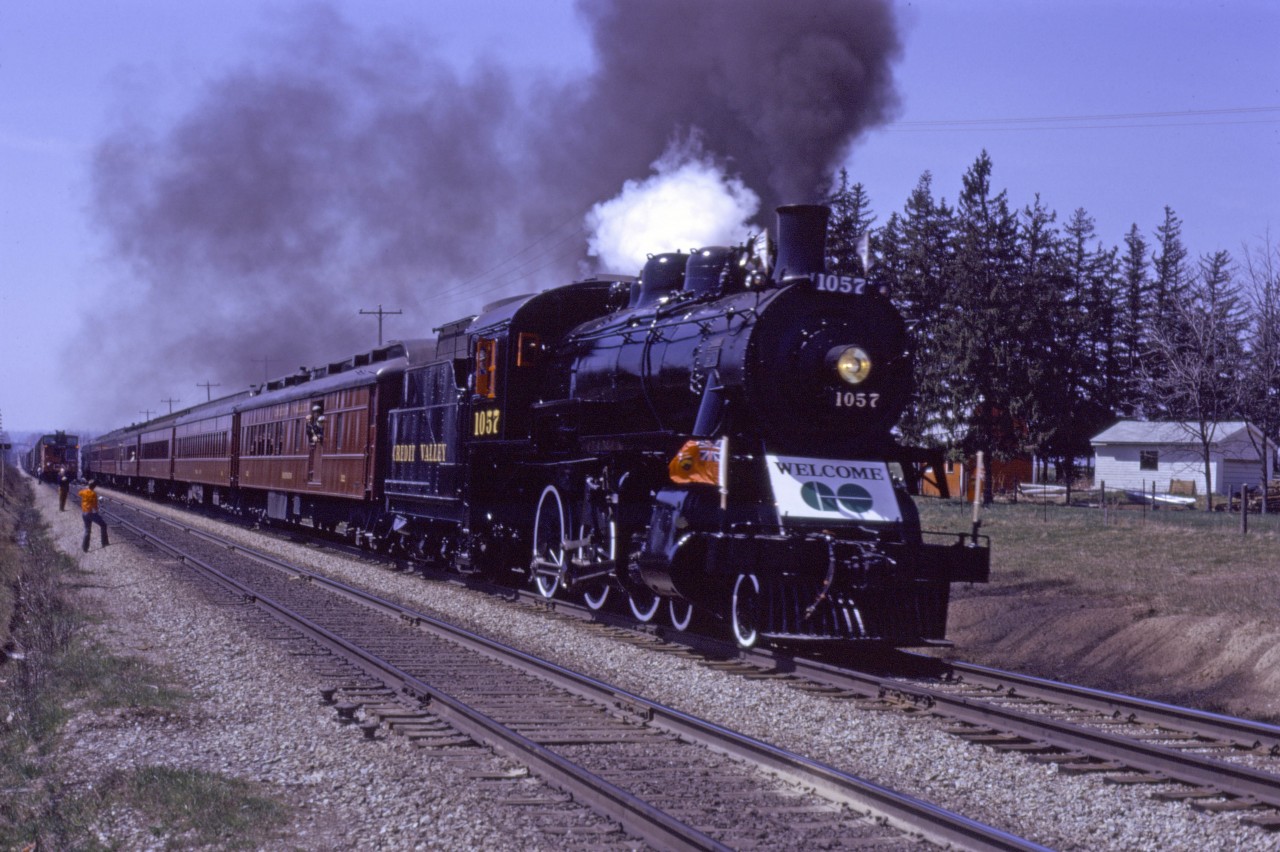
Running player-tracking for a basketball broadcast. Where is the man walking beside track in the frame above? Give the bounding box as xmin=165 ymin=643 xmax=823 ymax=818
xmin=57 ymin=467 xmax=71 ymax=510
xmin=78 ymin=480 xmax=109 ymax=552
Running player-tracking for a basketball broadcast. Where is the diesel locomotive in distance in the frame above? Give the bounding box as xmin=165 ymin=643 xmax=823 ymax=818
xmin=27 ymin=431 xmax=79 ymax=482
xmin=86 ymin=204 xmax=989 ymax=648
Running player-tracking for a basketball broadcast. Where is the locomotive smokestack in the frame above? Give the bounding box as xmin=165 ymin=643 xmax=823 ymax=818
xmin=772 ymin=204 xmax=830 ymax=282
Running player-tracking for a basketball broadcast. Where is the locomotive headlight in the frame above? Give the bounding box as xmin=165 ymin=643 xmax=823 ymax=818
xmin=830 ymin=345 xmax=872 ymax=385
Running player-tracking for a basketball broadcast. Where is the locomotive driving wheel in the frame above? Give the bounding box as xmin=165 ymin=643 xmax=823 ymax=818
xmin=627 ymin=587 xmax=661 ymax=623
xmin=532 ymin=485 xmax=566 ymax=599
xmin=577 ymin=517 xmax=613 ymax=611
xmin=668 ymin=599 xmax=695 ymax=631
xmin=731 ymin=573 xmax=761 ymax=648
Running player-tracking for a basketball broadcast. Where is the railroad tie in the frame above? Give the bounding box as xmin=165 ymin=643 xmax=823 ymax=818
xmin=1191 ymin=797 xmax=1263 ymax=814
xmin=499 ymin=795 xmax=573 ymax=806
xmin=960 ymin=732 xmax=1026 ymax=744
xmin=988 ymin=740 xmax=1058 ymax=754
xmin=1055 ymin=760 xmax=1130 ymax=775
xmin=1104 ymin=772 xmax=1173 ymax=785
xmin=1240 ymin=812 xmax=1280 ymax=831
xmin=465 ymin=769 xmax=529 ymax=780
xmin=1151 ymin=786 xmax=1226 ymax=801
xmin=1029 ymin=751 xmax=1089 ymax=764
xmin=788 ymin=682 xmax=847 ymax=694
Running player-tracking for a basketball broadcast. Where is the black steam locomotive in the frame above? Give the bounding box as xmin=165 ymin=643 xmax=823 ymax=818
xmin=86 ymin=204 xmax=988 ymax=648
xmin=383 ymin=204 xmax=988 ymax=646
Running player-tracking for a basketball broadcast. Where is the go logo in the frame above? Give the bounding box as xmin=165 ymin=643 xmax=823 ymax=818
xmin=800 ymin=481 xmax=874 ymax=516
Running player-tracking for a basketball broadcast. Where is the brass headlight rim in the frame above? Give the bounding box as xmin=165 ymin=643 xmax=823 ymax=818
xmin=833 ymin=345 xmax=872 ymax=386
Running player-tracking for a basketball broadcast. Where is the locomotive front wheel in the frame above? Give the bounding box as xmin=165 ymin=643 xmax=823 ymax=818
xmin=532 ymin=485 xmax=566 ymax=599
xmin=668 ymin=599 xmax=695 ymax=632
xmin=583 ymin=584 xmax=610 ymax=611
xmin=628 ymin=587 xmax=661 ymax=623
xmin=731 ymin=573 xmax=761 ymax=649
xmin=578 ymin=518 xmax=613 ymax=611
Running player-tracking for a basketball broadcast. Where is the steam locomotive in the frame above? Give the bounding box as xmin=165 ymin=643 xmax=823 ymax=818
xmin=86 ymin=204 xmax=988 ymax=648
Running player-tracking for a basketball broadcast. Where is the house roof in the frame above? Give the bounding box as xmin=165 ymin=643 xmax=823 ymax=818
xmin=1091 ymin=420 xmax=1268 ymax=447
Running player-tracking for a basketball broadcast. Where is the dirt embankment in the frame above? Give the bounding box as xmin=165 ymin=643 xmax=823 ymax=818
xmin=947 ymin=586 xmax=1280 ymax=723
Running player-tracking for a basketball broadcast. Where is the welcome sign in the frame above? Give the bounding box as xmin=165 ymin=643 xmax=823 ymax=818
xmin=765 ymin=455 xmax=903 ymax=523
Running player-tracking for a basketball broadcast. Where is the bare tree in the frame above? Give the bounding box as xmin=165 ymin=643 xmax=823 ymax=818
xmin=1240 ymin=234 xmax=1280 ymax=511
xmin=1142 ymin=250 xmax=1248 ymax=509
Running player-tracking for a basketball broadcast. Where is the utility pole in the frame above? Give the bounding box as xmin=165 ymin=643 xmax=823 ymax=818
xmin=0 ymin=409 xmax=6 ymax=495
xmin=197 ymin=381 xmax=221 ymax=401
xmin=359 ymin=304 xmax=403 ymax=346
xmin=161 ymin=397 xmax=181 ymax=414
xmin=253 ymin=356 xmax=277 ymax=383
xmin=140 ymin=409 xmax=155 ymax=422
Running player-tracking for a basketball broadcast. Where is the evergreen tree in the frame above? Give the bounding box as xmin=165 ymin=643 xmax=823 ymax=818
xmin=1144 ymin=207 xmax=1190 ymax=415
xmin=947 ymin=151 xmax=1027 ymax=492
xmin=1061 ymin=209 xmax=1121 ymax=469
xmin=1151 ymin=207 xmax=1189 ymax=313
xmin=825 ymin=169 xmax=876 ymax=277
xmin=1016 ymin=194 xmax=1068 ymax=479
xmin=1117 ymin=224 xmax=1150 ymax=415
xmin=879 ymin=171 xmax=955 ymax=445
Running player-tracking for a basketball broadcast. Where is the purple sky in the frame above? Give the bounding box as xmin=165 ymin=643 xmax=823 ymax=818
xmin=1 ymin=0 xmax=1276 ymax=435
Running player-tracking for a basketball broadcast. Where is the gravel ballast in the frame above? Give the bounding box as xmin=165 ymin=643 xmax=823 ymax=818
xmin=38 ymin=484 xmax=1280 ymax=850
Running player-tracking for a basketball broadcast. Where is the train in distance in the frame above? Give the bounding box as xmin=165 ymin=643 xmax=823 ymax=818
xmin=26 ymin=431 xmax=79 ymax=482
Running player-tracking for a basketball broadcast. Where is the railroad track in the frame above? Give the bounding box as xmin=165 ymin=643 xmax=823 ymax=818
xmin=96 ymin=489 xmax=1280 ymax=839
xmin=103 ymin=499 xmax=1042 ymax=851
xmin=550 ymin=599 xmax=1280 ymax=831
xmin=644 ymin=632 xmax=1280 ymax=831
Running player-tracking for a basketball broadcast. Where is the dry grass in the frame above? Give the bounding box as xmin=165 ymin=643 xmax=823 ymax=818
xmin=0 ymin=473 xmax=287 ymax=850
xmin=917 ymin=497 xmax=1280 ymax=621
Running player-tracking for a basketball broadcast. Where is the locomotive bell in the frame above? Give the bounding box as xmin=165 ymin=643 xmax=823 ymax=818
xmin=772 ymin=204 xmax=830 ymax=282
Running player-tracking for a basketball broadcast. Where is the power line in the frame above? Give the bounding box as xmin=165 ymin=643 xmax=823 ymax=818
xmin=453 ymin=214 xmax=586 ymax=290
xmin=892 ymin=119 xmax=1280 ymax=133
xmin=888 ymin=105 xmax=1280 ymax=132
xmin=896 ymin=106 xmax=1280 ymax=127
xmin=424 ymin=223 xmax=590 ymax=307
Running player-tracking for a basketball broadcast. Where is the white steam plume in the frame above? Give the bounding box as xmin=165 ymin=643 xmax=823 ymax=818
xmin=586 ymin=144 xmax=760 ymax=274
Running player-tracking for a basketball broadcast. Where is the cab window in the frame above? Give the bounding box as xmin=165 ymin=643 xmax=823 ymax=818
xmin=474 ymin=338 xmax=498 ymax=398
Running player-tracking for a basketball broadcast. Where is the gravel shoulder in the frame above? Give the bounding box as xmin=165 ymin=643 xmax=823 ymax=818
xmin=38 ymin=486 xmax=568 ymax=851
xmin=41 ymin=486 xmax=1280 ymax=851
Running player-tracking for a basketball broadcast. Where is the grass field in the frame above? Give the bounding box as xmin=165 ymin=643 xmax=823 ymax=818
xmin=918 ymin=497 xmax=1280 ymax=620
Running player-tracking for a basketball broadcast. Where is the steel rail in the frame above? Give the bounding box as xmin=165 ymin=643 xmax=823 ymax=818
xmin=929 ymin=657 xmax=1280 ymax=753
xmin=746 ymin=648 xmax=1280 ymax=809
xmin=109 ymin=510 xmax=729 ymax=852
xmin=108 ymin=503 xmax=1045 ymax=852
xmin=105 ymin=496 xmax=1280 ymax=811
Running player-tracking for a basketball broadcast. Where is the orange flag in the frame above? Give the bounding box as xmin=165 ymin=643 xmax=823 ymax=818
xmin=668 ymin=440 xmax=720 ymax=486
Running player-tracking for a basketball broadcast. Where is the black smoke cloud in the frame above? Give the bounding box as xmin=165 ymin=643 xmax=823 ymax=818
xmin=78 ymin=0 xmax=900 ymax=428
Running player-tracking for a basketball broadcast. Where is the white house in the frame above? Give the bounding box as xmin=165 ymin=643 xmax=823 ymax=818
xmin=1091 ymin=420 xmax=1276 ymax=495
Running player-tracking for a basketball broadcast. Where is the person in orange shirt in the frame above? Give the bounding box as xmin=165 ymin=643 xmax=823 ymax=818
xmin=78 ymin=481 xmax=109 ymax=552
